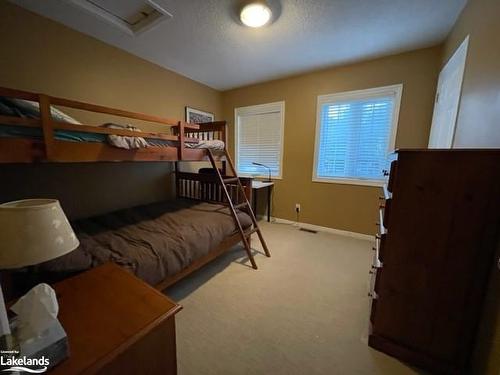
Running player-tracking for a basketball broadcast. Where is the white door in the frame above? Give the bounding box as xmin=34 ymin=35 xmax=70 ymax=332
xmin=428 ymin=36 xmax=469 ymax=148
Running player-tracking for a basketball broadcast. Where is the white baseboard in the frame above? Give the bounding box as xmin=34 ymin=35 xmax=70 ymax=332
xmin=271 ymin=217 xmax=374 ymax=241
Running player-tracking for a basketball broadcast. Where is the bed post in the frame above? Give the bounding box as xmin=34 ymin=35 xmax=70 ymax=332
xmin=39 ymin=94 xmax=55 ymax=161
xmin=221 ymin=121 xmax=227 ymax=175
xmin=177 ymin=121 xmax=185 ymax=160
xmin=174 ymin=162 xmax=180 ymax=198
xmin=243 ymin=179 xmax=252 ymax=203
xmin=221 ymin=160 xmax=227 ymax=176
xmin=221 ymin=121 xmax=227 ymax=144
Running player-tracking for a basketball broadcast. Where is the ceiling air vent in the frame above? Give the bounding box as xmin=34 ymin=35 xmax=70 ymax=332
xmin=69 ymin=0 xmax=172 ymax=36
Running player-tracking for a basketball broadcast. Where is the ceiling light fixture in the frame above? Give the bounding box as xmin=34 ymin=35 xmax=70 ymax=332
xmin=240 ymin=2 xmax=272 ymax=28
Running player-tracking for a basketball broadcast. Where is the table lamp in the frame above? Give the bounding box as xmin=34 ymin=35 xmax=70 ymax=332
xmin=252 ymin=162 xmax=272 ymax=182
xmin=0 ymin=199 xmax=79 ymax=347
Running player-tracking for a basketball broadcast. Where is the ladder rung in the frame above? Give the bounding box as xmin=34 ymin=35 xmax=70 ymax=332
xmin=223 ymin=177 xmax=239 ymax=184
xmin=234 ymin=202 xmax=248 ymax=210
xmin=243 ymin=227 xmax=259 ymax=236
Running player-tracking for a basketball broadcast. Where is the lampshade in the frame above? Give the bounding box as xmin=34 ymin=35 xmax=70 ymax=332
xmin=0 ymin=199 xmax=79 ymax=269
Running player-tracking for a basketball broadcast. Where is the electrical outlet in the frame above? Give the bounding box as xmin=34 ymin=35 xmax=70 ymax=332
xmin=295 ymin=203 xmax=301 ymax=213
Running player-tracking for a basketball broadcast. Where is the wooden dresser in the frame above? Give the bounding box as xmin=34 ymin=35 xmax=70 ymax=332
xmin=368 ymin=149 xmax=500 ymax=374
xmin=49 ymin=263 xmax=182 ymax=374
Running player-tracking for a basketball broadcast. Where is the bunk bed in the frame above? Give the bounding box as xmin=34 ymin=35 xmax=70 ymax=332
xmin=0 ymin=86 xmax=227 ymax=163
xmin=0 ymin=86 xmax=270 ymax=291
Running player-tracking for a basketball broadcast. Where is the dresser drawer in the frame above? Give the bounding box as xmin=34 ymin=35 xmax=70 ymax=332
xmin=369 ymin=266 xmax=385 ymax=323
xmin=369 ymin=267 xmax=376 ymax=294
xmin=382 ymin=199 xmax=391 ymax=228
xmin=370 ymin=298 xmax=378 ymax=323
xmin=379 ymin=184 xmax=392 ymax=230
xmin=387 ymin=160 xmax=398 ymax=193
xmin=377 ymin=206 xmax=387 ymax=236
xmin=369 ymin=266 xmax=383 ymax=292
xmin=382 ymin=184 xmax=392 ymax=201
xmin=374 ymin=234 xmax=387 ymax=263
xmin=368 ymin=272 xmax=381 ymax=323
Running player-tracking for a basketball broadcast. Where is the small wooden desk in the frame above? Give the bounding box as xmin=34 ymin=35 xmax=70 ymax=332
xmin=49 ymin=263 xmax=182 ymax=374
xmin=251 ymin=181 xmax=274 ymax=222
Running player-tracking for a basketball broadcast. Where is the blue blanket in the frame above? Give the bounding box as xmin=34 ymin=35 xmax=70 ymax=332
xmin=0 ymin=124 xmax=106 ymax=143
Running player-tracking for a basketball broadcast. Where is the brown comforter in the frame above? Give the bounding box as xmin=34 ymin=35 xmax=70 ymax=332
xmin=41 ymin=199 xmax=252 ymax=285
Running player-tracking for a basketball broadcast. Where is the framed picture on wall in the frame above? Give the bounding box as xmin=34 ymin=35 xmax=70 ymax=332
xmin=185 ymin=107 xmax=214 ymax=124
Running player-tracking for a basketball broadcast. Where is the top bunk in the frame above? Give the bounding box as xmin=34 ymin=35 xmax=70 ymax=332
xmin=0 ymin=86 xmax=227 ymax=163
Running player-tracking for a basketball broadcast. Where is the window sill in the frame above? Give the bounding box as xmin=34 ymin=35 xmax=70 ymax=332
xmin=312 ymin=177 xmax=385 ymax=187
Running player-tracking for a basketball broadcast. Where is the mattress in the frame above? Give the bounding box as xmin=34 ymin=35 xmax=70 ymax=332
xmin=40 ymin=199 xmax=251 ymax=285
xmin=0 ymin=124 xmax=225 ymax=150
xmin=0 ymin=124 xmax=173 ymax=146
xmin=0 ymin=124 xmax=105 ymax=143
xmin=0 ymin=97 xmax=225 ymax=149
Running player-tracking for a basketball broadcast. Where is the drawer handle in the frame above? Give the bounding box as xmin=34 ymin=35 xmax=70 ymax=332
xmin=368 ymin=292 xmax=378 ymax=299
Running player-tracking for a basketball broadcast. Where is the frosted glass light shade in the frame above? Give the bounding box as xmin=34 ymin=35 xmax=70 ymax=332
xmin=0 ymin=199 xmax=79 ymax=269
xmin=240 ymin=3 xmax=272 ymax=28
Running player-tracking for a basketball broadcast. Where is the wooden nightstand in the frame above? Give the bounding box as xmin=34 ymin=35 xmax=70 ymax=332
xmin=48 ymin=263 xmax=182 ymax=374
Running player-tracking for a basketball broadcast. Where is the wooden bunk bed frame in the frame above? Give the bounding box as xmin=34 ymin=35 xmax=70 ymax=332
xmin=0 ymin=86 xmax=267 ymax=291
xmin=0 ymin=86 xmax=227 ymax=163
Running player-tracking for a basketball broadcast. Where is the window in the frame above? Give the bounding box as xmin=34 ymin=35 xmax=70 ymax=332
xmin=313 ymin=85 xmax=402 ymax=186
xmin=235 ymin=101 xmax=285 ymax=178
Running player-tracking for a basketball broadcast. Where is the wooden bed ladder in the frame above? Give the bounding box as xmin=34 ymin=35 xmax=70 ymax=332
xmin=207 ymin=149 xmax=271 ymax=269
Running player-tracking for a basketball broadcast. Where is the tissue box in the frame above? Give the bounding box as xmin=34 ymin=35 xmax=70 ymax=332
xmin=11 ymin=318 xmax=69 ymax=370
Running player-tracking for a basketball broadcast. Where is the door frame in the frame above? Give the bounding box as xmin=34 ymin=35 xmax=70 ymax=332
xmin=428 ymin=35 xmax=469 ymax=148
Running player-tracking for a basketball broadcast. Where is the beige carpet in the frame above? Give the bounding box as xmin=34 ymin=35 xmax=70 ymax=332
xmin=166 ymin=221 xmax=421 ymax=375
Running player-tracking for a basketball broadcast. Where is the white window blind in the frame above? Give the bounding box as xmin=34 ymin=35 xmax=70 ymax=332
xmin=235 ymin=102 xmax=284 ymax=178
xmin=313 ymin=85 xmax=402 ymax=185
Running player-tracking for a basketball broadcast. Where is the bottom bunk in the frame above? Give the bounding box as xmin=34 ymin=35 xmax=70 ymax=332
xmin=38 ymin=198 xmax=252 ymax=289
xmin=0 ymin=161 xmax=258 ymax=298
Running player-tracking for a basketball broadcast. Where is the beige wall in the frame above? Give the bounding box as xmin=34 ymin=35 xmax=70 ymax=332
xmin=443 ymin=0 xmax=500 ymax=148
xmin=444 ymin=1 xmax=500 ymax=373
xmin=222 ymin=47 xmax=441 ymax=234
xmin=0 ymin=162 xmax=174 ymax=220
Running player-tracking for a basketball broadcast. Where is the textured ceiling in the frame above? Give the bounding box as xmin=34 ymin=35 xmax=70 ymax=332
xmin=11 ymin=0 xmax=467 ymax=90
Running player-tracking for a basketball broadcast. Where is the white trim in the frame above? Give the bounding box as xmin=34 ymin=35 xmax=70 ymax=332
xmin=428 ymin=35 xmax=469 ymax=148
xmin=235 ymin=101 xmax=284 ymax=116
xmin=239 ymin=174 xmax=283 ymax=180
xmin=312 ymin=177 xmax=385 ymax=187
xmin=312 ymin=84 xmax=403 ymax=185
xmin=234 ymin=101 xmax=285 ymax=179
xmin=272 ymin=217 xmax=374 ymax=241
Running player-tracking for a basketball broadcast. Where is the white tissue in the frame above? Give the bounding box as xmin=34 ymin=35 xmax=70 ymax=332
xmin=10 ymin=283 xmax=59 ymax=341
